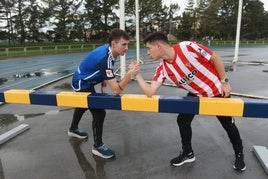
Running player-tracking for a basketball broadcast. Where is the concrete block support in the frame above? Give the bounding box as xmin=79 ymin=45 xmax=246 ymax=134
xmin=0 ymin=124 xmax=30 ymax=145
xmin=253 ymin=145 xmax=268 ymax=175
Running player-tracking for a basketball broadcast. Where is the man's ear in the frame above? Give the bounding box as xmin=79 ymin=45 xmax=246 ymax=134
xmin=156 ymin=42 xmax=162 ymax=49
xmin=111 ymin=40 xmax=116 ymax=47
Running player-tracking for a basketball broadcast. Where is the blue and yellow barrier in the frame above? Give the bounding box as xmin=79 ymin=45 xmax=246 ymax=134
xmin=0 ymin=89 xmax=268 ymax=118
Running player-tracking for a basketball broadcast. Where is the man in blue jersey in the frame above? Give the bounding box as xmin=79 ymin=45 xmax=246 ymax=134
xmin=68 ymin=28 xmax=139 ymax=159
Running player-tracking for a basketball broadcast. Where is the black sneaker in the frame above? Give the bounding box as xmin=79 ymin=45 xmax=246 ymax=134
xmin=233 ymin=153 xmax=246 ymax=171
xmin=170 ymin=151 xmax=195 ymax=167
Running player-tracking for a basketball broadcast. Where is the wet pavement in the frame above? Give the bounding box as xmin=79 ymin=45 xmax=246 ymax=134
xmin=0 ymin=46 xmax=268 ymax=178
xmin=0 ymin=49 xmax=147 ymax=91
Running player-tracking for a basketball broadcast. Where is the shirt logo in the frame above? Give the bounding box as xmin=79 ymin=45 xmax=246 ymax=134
xmin=106 ymin=69 xmax=114 ymax=78
xmin=177 ymin=70 xmax=197 ymax=85
xmin=198 ymin=48 xmax=208 ymax=58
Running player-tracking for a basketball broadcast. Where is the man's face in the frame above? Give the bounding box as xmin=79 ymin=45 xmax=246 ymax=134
xmin=111 ymin=38 xmax=129 ymax=57
xmin=145 ymin=42 xmax=160 ymax=60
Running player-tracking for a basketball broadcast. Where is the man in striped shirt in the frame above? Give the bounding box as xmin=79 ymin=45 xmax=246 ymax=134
xmin=135 ymin=32 xmax=246 ymax=171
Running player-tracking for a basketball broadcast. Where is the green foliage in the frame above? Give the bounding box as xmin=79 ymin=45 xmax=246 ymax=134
xmin=0 ymin=0 xmax=267 ymax=46
xmin=177 ymin=0 xmax=268 ymax=40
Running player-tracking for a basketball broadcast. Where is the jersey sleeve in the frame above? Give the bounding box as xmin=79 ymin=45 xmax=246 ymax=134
xmin=152 ymin=62 xmax=166 ymax=83
xmin=99 ymin=57 xmax=115 ymax=80
xmin=186 ymin=41 xmax=213 ymax=61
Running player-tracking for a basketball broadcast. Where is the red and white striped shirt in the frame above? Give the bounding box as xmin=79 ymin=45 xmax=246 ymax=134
xmin=153 ymin=41 xmax=222 ymax=97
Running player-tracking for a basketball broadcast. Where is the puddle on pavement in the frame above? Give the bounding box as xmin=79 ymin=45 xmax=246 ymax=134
xmin=224 ymin=60 xmax=268 ymax=72
xmin=225 ymin=65 xmax=236 ymax=72
xmin=0 ymin=69 xmax=73 ymax=86
xmin=0 ymin=80 xmax=73 ymax=127
xmin=222 ymin=54 xmax=248 ymax=58
xmin=0 ymin=114 xmax=17 ymax=127
xmin=54 ymin=83 xmax=73 ymax=90
xmin=0 ymin=108 xmax=72 ymax=127
xmin=0 ymin=78 xmax=8 ymax=85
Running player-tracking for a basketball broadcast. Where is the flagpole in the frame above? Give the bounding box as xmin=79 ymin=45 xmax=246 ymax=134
xmin=119 ymin=0 xmax=126 ymax=78
xmin=233 ymin=0 xmax=243 ymax=63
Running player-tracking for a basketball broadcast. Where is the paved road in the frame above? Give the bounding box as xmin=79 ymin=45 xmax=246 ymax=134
xmin=0 ymin=46 xmax=268 ymax=178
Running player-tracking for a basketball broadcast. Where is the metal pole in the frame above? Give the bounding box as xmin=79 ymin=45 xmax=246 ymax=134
xmin=232 ymin=0 xmax=243 ymax=63
xmin=135 ymin=0 xmax=140 ymax=63
xmin=119 ymin=0 xmax=126 ymax=78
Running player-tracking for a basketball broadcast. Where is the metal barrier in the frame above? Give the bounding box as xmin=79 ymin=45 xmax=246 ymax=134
xmin=1 ymin=89 xmax=268 ymax=118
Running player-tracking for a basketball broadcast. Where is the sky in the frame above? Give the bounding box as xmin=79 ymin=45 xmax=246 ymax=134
xmin=163 ymin=0 xmax=268 ymax=15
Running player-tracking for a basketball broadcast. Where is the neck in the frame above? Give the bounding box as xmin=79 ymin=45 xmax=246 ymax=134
xmin=110 ymin=47 xmax=117 ymax=58
xmin=162 ymin=46 xmax=175 ymax=62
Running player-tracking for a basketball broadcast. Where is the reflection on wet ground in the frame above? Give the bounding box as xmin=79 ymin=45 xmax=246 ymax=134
xmin=221 ymin=53 xmax=248 ymax=58
xmin=69 ymin=138 xmax=116 ymax=179
xmin=224 ymin=60 xmax=268 ymax=72
xmin=0 ymin=114 xmax=17 ymax=127
xmin=0 ymin=158 xmax=4 ymax=179
xmin=0 ymin=69 xmax=73 ymax=87
xmin=54 ymin=82 xmax=73 ymax=90
xmin=0 ymin=82 xmax=73 ymax=128
xmin=0 ymin=78 xmax=7 ymax=85
xmin=0 ymin=108 xmax=72 ymax=127
xmin=13 ymin=71 xmax=43 ymax=78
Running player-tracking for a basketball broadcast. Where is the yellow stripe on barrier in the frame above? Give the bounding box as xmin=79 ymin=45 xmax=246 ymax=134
xmin=56 ymin=92 xmax=90 ymax=108
xmin=199 ymin=97 xmax=244 ymax=117
xmin=121 ymin=94 xmax=159 ymax=112
xmin=4 ymin=89 xmax=33 ymax=104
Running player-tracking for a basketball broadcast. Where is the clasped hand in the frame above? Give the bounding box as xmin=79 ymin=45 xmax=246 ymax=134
xmin=128 ymin=61 xmax=140 ymax=76
xmin=221 ymin=82 xmax=231 ymax=97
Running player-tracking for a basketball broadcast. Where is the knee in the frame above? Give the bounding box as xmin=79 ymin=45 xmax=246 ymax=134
xmin=177 ymin=114 xmax=187 ymax=126
xmin=96 ymin=109 xmax=106 ymax=119
xmin=74 ymin=108 xmax=87 ymax=115
xmin=100 ymin=109 xmax=106 ymax=119
xmin=177 ymin=114 xmax=194 ymax=126
xmin=177 ymin=115 xmax=183 ymax=126
xmin=90 ymin=109 xmax=106 ymax=119
xmin=219 ymin=117 xmax=236 ymax=131
xmin=225 ymin=123 xmax=238 ymax=134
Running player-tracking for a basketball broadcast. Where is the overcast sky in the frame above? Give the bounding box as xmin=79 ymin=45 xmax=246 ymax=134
xmin=162 ymin=0 xmax=268 ymax=15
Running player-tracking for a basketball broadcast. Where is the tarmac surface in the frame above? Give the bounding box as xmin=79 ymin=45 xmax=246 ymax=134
xmin=1 ymin=46 xmax=268 ymax=178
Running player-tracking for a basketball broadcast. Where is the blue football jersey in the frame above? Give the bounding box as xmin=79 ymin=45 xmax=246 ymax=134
xmin=72 ymin=44 xmax=116 ymax=91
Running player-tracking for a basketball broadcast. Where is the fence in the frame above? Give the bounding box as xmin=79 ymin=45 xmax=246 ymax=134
xmin=0 ymin=44 xmax=100 ymax=59
xmin=1 ymin=40 xmax=268 ymax=59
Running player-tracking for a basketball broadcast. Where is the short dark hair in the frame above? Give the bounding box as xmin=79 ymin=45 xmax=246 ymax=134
xmin=144 ymin=32 xmax=169 ymax=44
xmin=108 ymin=28 xmax=129 ymax=45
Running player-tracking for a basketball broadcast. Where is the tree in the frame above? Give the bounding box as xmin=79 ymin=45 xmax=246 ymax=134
xmin=24 ymin=0 xmax=48 ymax=42
xmin=242 ymin=0 xmax=267 ymax=39
xmin=163 ymin=3 xmax=180 ymax=35
xmin=196 ymin=0 xmax=222 ymax=40
xmin=177 ymin=0 xmax=196 ymax=40
xmin=0 ymin=0 xmax=16 ymax=45
xmin=125 ymin=0 xmax=174 ymax=38
xmin=45 ymin=0 xmax=83 ymax=42
xmin=0 ymin=0 xmax=268 ymax=43
xmin=84 ymin=0 xmax=119 ymax=41
xmin=217 ymin=0 xmax=239 ymax=40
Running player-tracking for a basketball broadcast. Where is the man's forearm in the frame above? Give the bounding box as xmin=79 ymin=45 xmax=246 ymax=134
xmin=135 ymin=74 xmax=154 ymax=97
